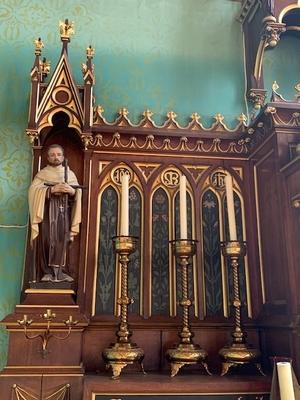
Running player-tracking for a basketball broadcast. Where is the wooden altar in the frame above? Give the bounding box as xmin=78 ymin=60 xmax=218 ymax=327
xmin=1 ymin=2 xmax=300 ymax=398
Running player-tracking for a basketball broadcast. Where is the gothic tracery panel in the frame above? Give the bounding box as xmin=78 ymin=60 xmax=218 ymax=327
xmin=202 ymin=189 xmax=223 ymax=316
xmin=95 ymin=185 xmax=118 ymax=314
xmin=151 ymin=188 xmax=170 ymax=315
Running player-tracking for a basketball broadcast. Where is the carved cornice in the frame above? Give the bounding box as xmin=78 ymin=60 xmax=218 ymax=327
xmin=80 ymin=107 xmax=251 ymax=154
xmin=94 ymin=106 xmax=248 ymax=134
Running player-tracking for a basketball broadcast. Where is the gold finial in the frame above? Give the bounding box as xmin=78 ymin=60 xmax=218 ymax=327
xmin=34 ymin=37 xmax=44 ymax=55
xmin=143 ymin=109 xmax=153 ymax=118
xmin=97 ymin=105 xmax=104 ymax=114
xmin=59 ymin=19 xmax=75 ymax=41
xmin=167 ymin=111 xmax=177 ymax=119
xmin=190 ymin=112 xmax=200 ymax=121
xmin=86 ymin=45 xmax=95 ymax=59
xmin=215 ymin=113 xmax=224 ymax=123
xmin=238 ymin=113 xmax=247 ymax=123
xmin=272 ymin=81 xmax=279 ymax=91
xmin=119 ymin=108 xmax=129 ymax=117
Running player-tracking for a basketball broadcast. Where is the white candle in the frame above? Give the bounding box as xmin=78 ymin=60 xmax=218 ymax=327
xmin=277 ymin=362 xmax=295 ymax=400
xmin=120 ymin=173 xmax=129 ymax=236
xmin=224 ymin=172 xmax=237 ymax=241
xmin=179 ymin=175 xmax=188 ymax=240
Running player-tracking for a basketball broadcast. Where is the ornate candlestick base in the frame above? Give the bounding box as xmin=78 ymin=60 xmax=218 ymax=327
xmin=219 ymin=241 xmax=264 ymax=376
xmin=102 ymin=236 xmax=145 ymax=379
xmin=219 ymin=342 xmax=263 ymax=376
xmin=166 ymin=343 xmax=211 ymax=378
xmin=166 ymin=240 xmax=211 ymax=377
xmin=103 ymin=342 xmax=145 ymax=379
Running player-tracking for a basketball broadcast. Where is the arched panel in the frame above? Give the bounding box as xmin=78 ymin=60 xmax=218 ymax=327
xmin=95 ymin=185 xmax=118 ymax=315
xmin=202 ymin=189 xmax=223 ymax=316
xmin=151 ymin=187 xmax=170 ymax=315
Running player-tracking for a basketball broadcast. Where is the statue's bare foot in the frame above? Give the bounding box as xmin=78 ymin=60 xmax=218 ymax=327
xmin=61 ymin=272 xmax=74 ymax=282
xmin=41 ymin=274 xmax=53 ymax=282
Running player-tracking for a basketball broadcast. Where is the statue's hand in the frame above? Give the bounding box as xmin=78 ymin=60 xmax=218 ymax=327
xmin=62 ymin=183 xmax=76 ymax=196
xmin=51 ymin=183 xmax=75 ymax=196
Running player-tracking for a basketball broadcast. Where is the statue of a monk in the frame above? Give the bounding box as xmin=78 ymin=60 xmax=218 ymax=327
xmin=28 ymin=144 xmax=81 ymax=283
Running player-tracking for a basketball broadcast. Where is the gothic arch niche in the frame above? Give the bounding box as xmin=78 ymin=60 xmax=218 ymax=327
xmin=94 ymin=165 xmax=143 ymax=316
xmin=199 ymin=167 xmax=251 ymax=319
xmin=22 ymin=111 xmax=84 ymax=290
xmin=40 ymin=111 xmax=84 ymax=183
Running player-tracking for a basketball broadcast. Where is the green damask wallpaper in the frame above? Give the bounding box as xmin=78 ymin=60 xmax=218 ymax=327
xmin=0 ymin=0 xmax=246 ymax=369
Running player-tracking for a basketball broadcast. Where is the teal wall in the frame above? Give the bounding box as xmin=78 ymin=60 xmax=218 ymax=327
xmin=0 ymin=0 xmax=246 ymax=368
xmin=264 ymin=34 xmax=300 ymax=101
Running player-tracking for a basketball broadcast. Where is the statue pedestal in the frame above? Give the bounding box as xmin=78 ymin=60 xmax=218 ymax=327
xmin=22 ymin=288 xmax=76 ymax=306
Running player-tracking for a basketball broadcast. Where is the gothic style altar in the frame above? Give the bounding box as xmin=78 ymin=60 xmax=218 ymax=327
xmin=1 ymin=2 xmax=300 ymax=399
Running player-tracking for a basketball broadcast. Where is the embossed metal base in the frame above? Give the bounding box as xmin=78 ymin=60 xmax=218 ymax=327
xmin=103 ymin=342 xmax=145 ymax=379
xmin=166 ymin=343 xmax=212 ymax=377
xmin=219 ymin=343 xmax=264 ymax=376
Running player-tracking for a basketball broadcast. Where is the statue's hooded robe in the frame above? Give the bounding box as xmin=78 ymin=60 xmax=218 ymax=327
xmin=28 ymin=164 xmax=81 ymax=280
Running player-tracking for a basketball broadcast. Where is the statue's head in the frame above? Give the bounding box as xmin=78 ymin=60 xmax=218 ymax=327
xmin=47 ymin=144 xmax=64 ymax=167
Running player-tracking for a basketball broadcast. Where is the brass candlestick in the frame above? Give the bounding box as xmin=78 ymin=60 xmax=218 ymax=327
xmin=17 ymin=309 xmax=78 ymax=358
xmin=102 ymin=236 xmax=145 ymax=379
xmin=166 ymin=239 xmax=211 ymax=377
xmin=219 ymin=241 xmax=263 ymax=376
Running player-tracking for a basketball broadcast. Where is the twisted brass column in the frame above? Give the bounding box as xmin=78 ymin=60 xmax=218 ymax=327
xmin=102 ymin=236 xmax=145 ymax=379
xmin=166 ymin=239 xmax=211 ymax=377
xmin=219 ymin=241 xmax=264 ymax=376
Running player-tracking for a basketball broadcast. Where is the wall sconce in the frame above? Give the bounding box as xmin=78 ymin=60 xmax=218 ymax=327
xmin=17 ymin=308 xmax=78 ymax=358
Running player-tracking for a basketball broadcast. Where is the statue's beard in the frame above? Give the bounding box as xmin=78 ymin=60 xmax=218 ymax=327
xmin=48 ymin=160 xmax=63 ymax=167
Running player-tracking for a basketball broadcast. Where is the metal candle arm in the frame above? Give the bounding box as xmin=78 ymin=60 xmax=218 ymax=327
xmin=17 ymin=309 xmax=78 ymax=358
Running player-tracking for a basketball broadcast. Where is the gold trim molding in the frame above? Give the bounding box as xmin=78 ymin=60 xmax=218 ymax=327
xmin=82 ymin=133 xmax=250 ymax=154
